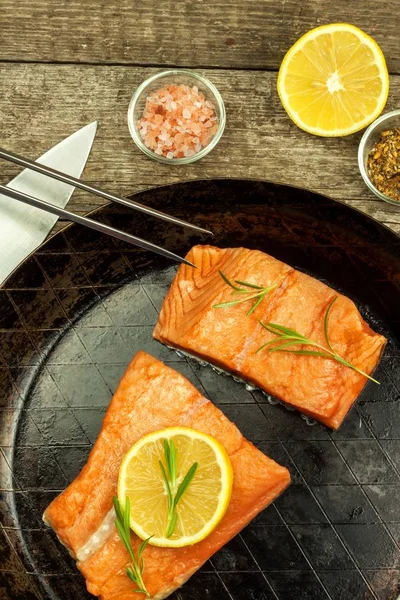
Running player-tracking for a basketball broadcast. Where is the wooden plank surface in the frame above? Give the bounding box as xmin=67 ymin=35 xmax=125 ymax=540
xmin=1 ymin=0 xmax=400 ymax=73
xmin=0 ymin=63 xmax=399 ymax=234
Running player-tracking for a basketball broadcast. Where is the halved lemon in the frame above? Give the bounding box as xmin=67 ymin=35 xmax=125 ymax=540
xmin=117 ymin=427 xmax=233 ymax=547
xmin=277 ymin=23 xmax=389 ymax=136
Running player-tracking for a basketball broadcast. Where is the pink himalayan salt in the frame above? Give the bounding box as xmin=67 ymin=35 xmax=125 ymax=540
xmin=138 ymin=83 xmax=219 ymax=159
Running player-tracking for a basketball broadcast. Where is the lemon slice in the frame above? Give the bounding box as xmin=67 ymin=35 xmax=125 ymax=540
xmin=117 ymin=427 xmax=233 ymax=548
xmin=277 ymin=23 xmax=389 ymax=136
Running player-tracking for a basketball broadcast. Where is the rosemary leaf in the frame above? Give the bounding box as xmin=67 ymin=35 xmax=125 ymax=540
xmin=256 ymin=342 xmax=274 ymax=354
xmin=113 ymin=495 xmax=124 ymax=524
xmin=232 ymin=289 xmax=262 ymax=295
xmin=174 ymin=462 xmax=198 ymax=508
xmin=334 ymin=356 xmax=380 ymax=385
xmin=218 ymin=270 xmax=242 ymax=291
xmin=163 ymin=439 xmax=171 ymax=477
xmin=234 ymin=279 xmax=264 ymax=289
xmin=166 ymin=512 xmax=178 ymax=539
xmin=247 ymin=291 xmax=267 ymax=316
xmin=124 ymin=496 xmax=131 ymax=537
xmin=113 ymin=496 xmax=151 ymax=597
xmin=260 ymin=322 xmax=309 ymax=339
xmin=271 ymin=349 xmax=332 ymax=358
xmin=268 ymin=341 xmax=316 ymax=353
xmin=213 ymin=271 xmax=277 ymax=314
xmin=159 ymin=460 xmax=173 ymax=508
xmin=170 ymin=441 xmax=177 ymax=488
xmin=324 ymin=296 xmax=337 ymax=353
xmin=115 ymin=518 xmax=130 ymax=551
xmin=214 ymin=293 xmax=262 ymax=309
xmin=160 ymin=440 xmax=198 ymax=538
xmin=137 ymin=537 xmax=151 ymax=562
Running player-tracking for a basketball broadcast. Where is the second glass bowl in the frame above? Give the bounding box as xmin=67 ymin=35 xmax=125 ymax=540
xmin=358 ymin=109 xmax=400 ymax=207
xmin=128 ymin=70 xmax=226 ymax=165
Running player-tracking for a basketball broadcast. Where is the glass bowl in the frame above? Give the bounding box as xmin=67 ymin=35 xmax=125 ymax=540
xmin=358 ymin=109 xmax=400 ymax=206
xmin=127 ymin=70 xmax=226 ymax=165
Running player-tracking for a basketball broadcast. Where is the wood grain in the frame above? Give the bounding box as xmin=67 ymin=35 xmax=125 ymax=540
xmin=1 ymin=0 xmax=400 ymax=73
xmin=0 ymin=63 xmax=399 ymax=233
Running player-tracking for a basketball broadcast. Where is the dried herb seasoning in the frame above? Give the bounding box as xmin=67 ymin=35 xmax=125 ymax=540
xmin=367 ymin=128 xmax=400 ymax=202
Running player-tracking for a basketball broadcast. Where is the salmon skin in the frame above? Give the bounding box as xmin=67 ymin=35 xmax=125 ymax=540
xmin=44 ymin=351 xmax=290 ymax=599
xmin=153 ymin=245 xmax=386 ymax=429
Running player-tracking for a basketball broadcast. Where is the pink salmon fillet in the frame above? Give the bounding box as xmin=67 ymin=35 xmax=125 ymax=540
xmin=44 ymin=351 xmax=290 ymax=599
xmin=153 ymin=245 xmax=386 ymax=429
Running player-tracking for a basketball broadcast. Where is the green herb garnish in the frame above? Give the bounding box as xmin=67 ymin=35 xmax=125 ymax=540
xmin=159 ymin=439 xmax=198 ymax=538
xmin=213 ymin=270 xmax=277 ymax=316
xmin=257 ymin=296 xmax=379 ymax=384
xmin=113 ymin=496 xmax=152 ymax=596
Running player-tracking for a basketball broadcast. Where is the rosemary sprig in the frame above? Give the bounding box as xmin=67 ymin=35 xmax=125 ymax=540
xmin=113 ymin=496 xmax=152 ymax=596
xmin=213 ymin=270 xmax=277 ymax=316
xmin=159 ymin=439 xmax=198 ymax=538
xmin=257 ymin=296 xmax=379 ymax=384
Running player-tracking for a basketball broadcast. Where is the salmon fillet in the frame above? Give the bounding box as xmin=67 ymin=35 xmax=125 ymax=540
xmin=44 ymin=351 xmax=290 ymax=599
xmin=153 ymin=245 xmax=386 ymax=429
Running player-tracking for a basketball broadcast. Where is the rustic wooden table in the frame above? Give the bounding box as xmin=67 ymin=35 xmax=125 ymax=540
xmin=1 ymin=1 xmax=399 ymax=236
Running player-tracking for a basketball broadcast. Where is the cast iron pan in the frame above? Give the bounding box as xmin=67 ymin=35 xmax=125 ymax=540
xmin=0 ymin=180 xmax=399 ymax=600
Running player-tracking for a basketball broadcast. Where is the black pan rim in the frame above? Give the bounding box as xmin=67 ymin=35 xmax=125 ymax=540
xmin=1 ymin=177 xmax=398 ymax=291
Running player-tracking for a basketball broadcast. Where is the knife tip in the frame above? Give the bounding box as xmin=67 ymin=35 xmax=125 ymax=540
xmin=87 ymin=121 xmax=98 ymax=133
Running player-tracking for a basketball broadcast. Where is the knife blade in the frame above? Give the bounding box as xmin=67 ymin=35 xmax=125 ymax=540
xmin=0 ymin=122 xmax=97 ymax=285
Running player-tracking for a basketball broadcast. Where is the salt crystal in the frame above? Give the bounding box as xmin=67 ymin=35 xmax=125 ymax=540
xmin=137 ymin=83 xmax=218 ymax=160
xmin=192 ymin=123 xmax=201 ymax=135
